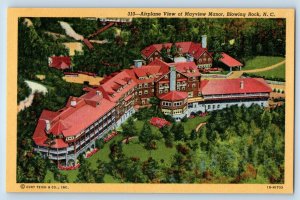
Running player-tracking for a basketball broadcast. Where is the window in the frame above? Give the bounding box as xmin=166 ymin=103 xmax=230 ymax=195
xmin=139 ymin=84 xmax=142 ymax=89
xmin=192 ymin=83 xmax=196 ymax=88
xmin=208 ymin=105 xmax=211 ymax=109
xmin=182 ymin=87 xmax=186 ymax=90
xmin=208 ymin=58 xmax=212 ymax=62
xmin=150 ymin=58 xmax=153 ymax=61
xmin=217 ymin=105 xmax=220 ymax=109
xmin=139 ymin=91 xmax=142 ymax=95
xmin=177 ymin=74 xmax=180 ymax=78
xmin=199 ymin=58 xmax=202 ymax=63
xmin=144 ymin=83 xmax=148 ymax=88
xmin=188 ymin=92 xmax=193 ymax=97
xmin=164 ymin=75 xmax=168 ymax=79
xmin=144 ymin=90 xmax=148 ymax=94
xmin=152 ymin=89 xmax=154 ymax=92
xmin=159 ymin=90 xmax=163 ymax=94
xmin=164 ymin=89 xmax=168 ymax=93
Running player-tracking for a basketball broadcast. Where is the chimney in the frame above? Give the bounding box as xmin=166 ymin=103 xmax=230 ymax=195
xmin=169 ymin=65 xmax=176 ymax=91
xmin=96 ymin=90 xmax=101 ymax=96
xmin=70 ymin=97 xmax=77 ymax=107
xmin=240 ymin=80 xmax=244 ymax=89
xmin=201 ymin=35 xmax=207 ymax=48
xmin=45 ymin=120 xmax=51 ymax=132
xmin=133 ymin=60 xmax=143 ymax=68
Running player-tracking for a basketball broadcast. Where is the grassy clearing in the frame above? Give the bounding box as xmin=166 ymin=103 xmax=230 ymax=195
xmin=248 ymin=63 xmax=285 ymax=80
xmin=243 ymin=56 xmax=285 ymax=70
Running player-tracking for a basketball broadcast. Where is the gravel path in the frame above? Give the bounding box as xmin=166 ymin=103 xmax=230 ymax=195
xmin=18 ymin=80 xmax=48 ymax=112
xmin=59 ymin=21 xmax=84 ymax=41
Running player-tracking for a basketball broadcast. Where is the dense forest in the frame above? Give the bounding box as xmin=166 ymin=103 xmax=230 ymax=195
xmin=17 ymin=17 xmax=286 ymax=183
xmin=70 ymin=105 xmax=285 ymax=184
xmin=70 ymin=18 xmax=286 ymax=75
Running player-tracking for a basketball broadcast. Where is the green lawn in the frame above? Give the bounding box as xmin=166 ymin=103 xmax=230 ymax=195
xmin=209 ymin=71 xmax=230 ymax=75
xmin=248 ymin=63 xmax=285 ymax=81
xmin=243 ymin=56 xmax=285 ymax=70
xmin=47 ymin=116 xmax=209 ymax=183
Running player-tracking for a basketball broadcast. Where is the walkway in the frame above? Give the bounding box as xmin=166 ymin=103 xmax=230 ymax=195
xmin=227 ymin=60 xmax=286 ymax=79
xmin=18 ymin=80 xmax=48 ymax=112
xmin=195 ymin=122 xmax=207 ymax=132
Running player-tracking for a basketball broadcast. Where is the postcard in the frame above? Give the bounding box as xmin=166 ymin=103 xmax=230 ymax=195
xmin=6 ymin=8 xmax=294 ymax=193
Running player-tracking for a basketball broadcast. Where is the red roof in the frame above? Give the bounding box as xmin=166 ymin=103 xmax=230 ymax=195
xmin=49 ymin=56 xmax=71 ymax=70
xmin=149 ymin=117 xmax=171 ymax=128
xmin=51 ymin=139 xmax=69 ymax=148
xmin=219 ymin=53 xmax=243 ymax=67
xmin=83 ymin=39 xmax=94 ymax=49
xmin=32 ymin=89 xmax=116 ymax=148
xmin=98 ymin=70 xmax=137 ymax=102
xmin=171 ymin=62 xmax=200 ymax=77
xmin=141 ymin=41 xmax=209 ymax=60
xmin=159 ymin=91 xmax=188 ymax=101
xmin=200 ymin=78 xmax=272 ymax=96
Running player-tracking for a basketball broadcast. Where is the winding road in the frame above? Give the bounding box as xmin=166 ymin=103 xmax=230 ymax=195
xmin=18 ymin=80 xmax=48 ymax=113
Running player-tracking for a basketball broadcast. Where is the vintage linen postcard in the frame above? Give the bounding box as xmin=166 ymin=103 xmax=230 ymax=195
xmin=7 ymin=8 xmax=294 ymax=193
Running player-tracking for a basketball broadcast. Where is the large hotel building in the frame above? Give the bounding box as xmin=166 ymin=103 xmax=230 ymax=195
xmin=33 ymin=39 xmax=272 ymax=167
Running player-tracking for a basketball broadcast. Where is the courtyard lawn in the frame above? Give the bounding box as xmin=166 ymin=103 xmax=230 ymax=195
xmin=242 ymin=56 xmax=285 ymax=70
xmin=182 ymin=116 xmax=210 ymax=134
xmin=248 ymin=63 xmax=285 ymax=81
xmin=122 ymin=138 xmax=177 ymax=165
xmin=209 ymin=71 xmax=230 ymax=75
xmin=51 ymin=115 xmax=209 ymax=183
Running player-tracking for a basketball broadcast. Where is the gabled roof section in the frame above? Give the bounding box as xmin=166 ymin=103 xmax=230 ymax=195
xmin=98 ymin=70 xmax=136 ymax=102
xmin=141 ymin=41 xmax=212 ymax=61
xmin=159 ymin=91 xmax=188 ymax=101
xmin=219 ymin=53 xmax=243 ymax=67
xmin=200 ymin=78 xmax=272 ymax=96
xmin=49 ymin=56 xmax=71 ymax=70
xmin=172 ymin=62 xmax=200 ymax=77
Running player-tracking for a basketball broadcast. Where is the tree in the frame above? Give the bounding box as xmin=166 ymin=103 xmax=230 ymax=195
xmin=149 ymin=97 xmax=160 ymax=114
xmin=76 ymin=155 xmax=96 ymax=183
xmin=95 ymin=160 xmax=106 ymax=183
xmin=171 ymin=123 xmax=186 ymax=141
xmin=190 ymin=130 xmax=197 ymax=140
xmin=170 ymin=42 xmax=177 ymax=59
xmin=139 ymin=121 xmax=155 ymax=149
xmin=142 ymin=157 xmax=160 ymax=182
xmin=121 ymin=117 xmax=138 ymax=143
xmin=160 ymin=126 xmax=174 ymax=148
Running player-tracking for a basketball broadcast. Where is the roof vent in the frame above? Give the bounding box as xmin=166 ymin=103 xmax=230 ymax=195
xmin=240 ymin=80 xmax=244 ymax=89
xmin=45 ymin=120 xmax=51 ymax=132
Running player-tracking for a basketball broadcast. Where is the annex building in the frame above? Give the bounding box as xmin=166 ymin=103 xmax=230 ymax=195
xmin=33 ymin=40 xmax=272 ymax=167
